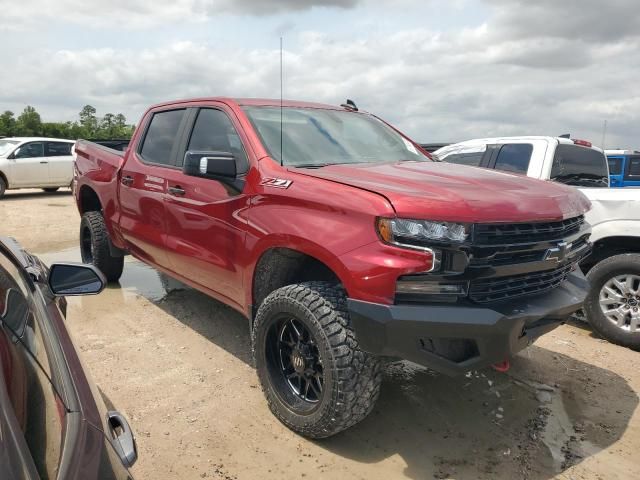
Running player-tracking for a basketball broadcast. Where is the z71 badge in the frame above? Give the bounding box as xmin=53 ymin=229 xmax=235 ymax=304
xmin=260 ymin=177 xmax=293 ymax=189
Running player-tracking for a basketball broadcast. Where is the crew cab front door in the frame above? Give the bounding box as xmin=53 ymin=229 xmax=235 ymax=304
xmin=162 ymin=106 xmax=251 ymax=309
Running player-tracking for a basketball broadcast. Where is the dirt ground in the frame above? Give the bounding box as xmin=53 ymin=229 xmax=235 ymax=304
xmin=1 ymin=189 xmax=638 ymax=480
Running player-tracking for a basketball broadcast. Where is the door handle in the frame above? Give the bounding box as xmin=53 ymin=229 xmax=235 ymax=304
xmin=107 ymin=411 xmax=137 ymax=468
xmin=168 ymin=186 xmax=186 ymax=196
xmin=121 ymin=176 xmax=134 ymax=186
xmin=40 ymin=161 xmax=49 ymax=164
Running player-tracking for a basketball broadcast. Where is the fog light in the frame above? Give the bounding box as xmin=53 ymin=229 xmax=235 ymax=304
xmin=396 ymin=280 xmax=467 ymax=295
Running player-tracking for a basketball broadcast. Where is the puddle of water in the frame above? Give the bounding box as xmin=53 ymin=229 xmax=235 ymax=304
xmin=37 ymin=246 xmax=186 ymax=302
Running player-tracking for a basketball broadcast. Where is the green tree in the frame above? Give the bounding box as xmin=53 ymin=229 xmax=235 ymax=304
xmin=0 ymin=111 xmax=16 ymax=137
xmin=99 ymin=113 xmax=116 ymax=138
xmin=79 ymin=104 xmax=98 ymax=137
xmin=16 ymin=106 xmax=42 ymax=136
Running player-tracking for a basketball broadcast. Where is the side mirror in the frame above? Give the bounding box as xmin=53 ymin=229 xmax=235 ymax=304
xmin=183 ymin=151 xmax=236 ymax=179
xmin=48 ymin=263 xmax=106 ymax=296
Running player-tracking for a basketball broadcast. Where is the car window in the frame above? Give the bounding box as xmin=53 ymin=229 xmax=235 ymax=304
xmin=46 ymin=142 xmax=73 ymax=157
xmin=551 ymin=144 xmax=609 ymax=187
xmin=441 ymin=150 xmax=485 ymax=167
xmin=607 ymin=157 xmax=623 ymax=175
xmin=0 ymin=254 xmax=64 ymax=479
xmin=0 ymin=140 xmax=19 ymax=156
xmin=14 ymin=142 xmax=44 ymax=159
xmin=185 ymin=108 xmax=249 ymax=173
xmin=493 ymin=143 xmax=532 ymax=174
xmin=139 ymin=109 xmax=186 ymax=166
xmin=627 ymin=156 xmax=640 ymax=178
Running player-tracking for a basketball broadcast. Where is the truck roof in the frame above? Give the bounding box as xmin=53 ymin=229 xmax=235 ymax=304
xmin=605 ymin=149 xmax=638 ymax=155
xmin=1 ymin=137 xmax=75 ymax=143
xmin=149 ymin=97 xmax=345 ymax=111
xmin=442 ymin=136 xmax=603 ymax=153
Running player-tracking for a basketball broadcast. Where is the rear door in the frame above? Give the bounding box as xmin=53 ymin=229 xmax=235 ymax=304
xmin=9 ymin=142 xmax=50 ymax=187
xmin=162 ymin=105 xmax=251 ymax=308
xmin=623 ymin=155 xmax=640 ymax=187
xmin=44 ymin=141 xmax=74 ymax=186
xmin=118 ymin=108 xmax=189 ymax=268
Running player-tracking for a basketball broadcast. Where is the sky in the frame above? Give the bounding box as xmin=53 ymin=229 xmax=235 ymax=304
xmin=0 ymin=0 xmax=638 ymax=148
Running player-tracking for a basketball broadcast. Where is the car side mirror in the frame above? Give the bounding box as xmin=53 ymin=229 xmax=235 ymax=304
xmin=183 ymin=151 xmax=236 ymax=179
xmin=48 ymin=263 xmax=106 ymax=296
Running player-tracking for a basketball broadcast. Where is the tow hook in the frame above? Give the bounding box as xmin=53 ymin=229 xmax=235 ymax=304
xmin=491 ymin=360 xmax=510 ymax=373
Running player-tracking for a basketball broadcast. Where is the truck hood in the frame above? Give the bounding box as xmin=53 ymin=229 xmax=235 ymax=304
xmin=295 ymin=161 xmax=591 ymax=223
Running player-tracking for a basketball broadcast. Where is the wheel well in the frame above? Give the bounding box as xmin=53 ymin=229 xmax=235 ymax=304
xmin=79 ymin=186 xmax=102 ymax=213
xmin=582 ymin=236 xmax=640 ymax=272
xmin=252 ymin=248 xmax=341 ymax=316
xmin=0 ymin=171 xmax=8 ymax=188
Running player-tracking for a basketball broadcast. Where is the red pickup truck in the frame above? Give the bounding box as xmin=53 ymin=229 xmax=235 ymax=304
xmin=74 ymin=97 xmax=592 ymax=438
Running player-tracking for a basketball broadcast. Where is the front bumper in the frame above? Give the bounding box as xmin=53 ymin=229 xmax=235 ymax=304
xmin=348 ymin=269 xmax=588 ymax=376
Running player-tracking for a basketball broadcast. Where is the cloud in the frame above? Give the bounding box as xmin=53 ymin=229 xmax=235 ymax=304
xmin=0 ymin=0 xmax=360 ymax=30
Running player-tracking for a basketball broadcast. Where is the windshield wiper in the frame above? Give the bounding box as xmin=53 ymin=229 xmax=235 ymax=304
xmin=291 ymin=163 xmax=333 ymax=169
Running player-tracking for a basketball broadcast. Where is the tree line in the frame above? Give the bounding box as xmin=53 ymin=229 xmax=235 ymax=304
xmin=0 ymin=105 xmax=135 ymax=140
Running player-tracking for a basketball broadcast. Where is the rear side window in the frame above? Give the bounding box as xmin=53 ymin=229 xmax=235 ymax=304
xmin=607 ymin=157 xmax=623 ymax=175
xmin=627 ymin=156 xmax=640 ymax=178
xmin=494 ymin=143 xmax=532 ymax=174
xmin=185 ymin=109 xmax=249 ymax=173
xmin=46 ymin=142 xmax=73 ymax=157
xmin=551 ymin=144 xmax=609 ymax=187
xmin=140 ymin=109 xmax=186 ymax=166
xmin=442 ymin=150 xmax=484 ymax=167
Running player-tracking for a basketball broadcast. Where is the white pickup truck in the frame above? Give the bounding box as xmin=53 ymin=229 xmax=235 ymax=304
xmin=434 ymin=136 xmax=640 ymax=350
xmin=0 ymin=137 xmax=76 ymax=198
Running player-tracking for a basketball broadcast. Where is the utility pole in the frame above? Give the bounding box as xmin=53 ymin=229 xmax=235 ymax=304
xmin=601 ymin=119 xmax=608 ymax=150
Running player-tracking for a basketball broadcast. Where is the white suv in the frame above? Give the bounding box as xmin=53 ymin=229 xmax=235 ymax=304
xmin=0 ymin=137 xmax=76 ymax=198
xmin=435 ymin=136 xmax=640 ymax=350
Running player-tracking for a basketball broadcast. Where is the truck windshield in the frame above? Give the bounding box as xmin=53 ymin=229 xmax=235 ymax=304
xmin=0 ymin=140 xmax=19 ymax=156
xmin=243 ymin=106 xmax=430 ymax=167
xmin=551 ymin=144 xmax=609 ymax=188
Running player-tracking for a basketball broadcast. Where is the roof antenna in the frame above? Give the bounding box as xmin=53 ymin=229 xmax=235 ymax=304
xmin=341 ymin=99 xmax=358 ymax=111
xmin=280 ymin=37 xmax=284 ymax=167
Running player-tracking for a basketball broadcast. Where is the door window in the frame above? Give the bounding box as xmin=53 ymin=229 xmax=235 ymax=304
xmin=627 ymin=156 xmax=640 ymax=179
xmin=607 ymin=157 xmax=623 ymax=175
xmin=185 ymin=109 xmax=249 ymax=173
xmin=46 ymin=142 xmax=73 ymax=156
xmin=0 ymin=254 xmax=64 ymax=479
xmin=440 ymin=150 xmax=485 ymax=167
xmin=493 ymin=143 xmax=532 ymax=174
xmin=139 ymin=109 xmax=186 ymax=166
xmin=14 ymin=142 xmax=44 ymax=159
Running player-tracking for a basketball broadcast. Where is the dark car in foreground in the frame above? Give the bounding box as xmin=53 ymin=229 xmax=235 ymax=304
xmin=0 ymin=237 xmax=136 ymax=479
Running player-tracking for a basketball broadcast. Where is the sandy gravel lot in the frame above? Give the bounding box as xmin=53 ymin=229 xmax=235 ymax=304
xmin=1 ymin=189 xmax=638 ymax=480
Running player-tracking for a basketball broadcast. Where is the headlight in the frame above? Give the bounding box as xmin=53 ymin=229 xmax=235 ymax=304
xmin=377 ymin=217 xmax=469 ymax=247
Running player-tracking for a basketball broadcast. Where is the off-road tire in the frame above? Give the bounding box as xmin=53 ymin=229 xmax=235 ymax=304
xmin=584 ymin=253 xmax=640 ymax=350
xmin=43 ymin=187 xmax=59 ymax=193
xmin=252 ymin=282 xmax=382 ymax=438
xmin=0 ymin=176 xmax=6 ymax=198
xmin=80 ymin=211 xmax=124 ymax=282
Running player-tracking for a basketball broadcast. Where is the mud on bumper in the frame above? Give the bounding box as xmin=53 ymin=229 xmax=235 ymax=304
xmin=348 ymin=270 xmax=589 ymax=376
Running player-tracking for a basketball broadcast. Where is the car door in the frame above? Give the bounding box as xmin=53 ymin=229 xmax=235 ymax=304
xmin=44 ymin=141 xmax=74 ymax=186
xmin=623 ymin=155 xmax=640 ymax=187
xmin=118 ymin=108 xmax=189 ymax=269
xmin=0 ymin=252 xmax=66 ymax=479
xmin=162 ymin=106 xmax=251 ymax=308
xmin=9 ymin=142 xmax=49 ymax=187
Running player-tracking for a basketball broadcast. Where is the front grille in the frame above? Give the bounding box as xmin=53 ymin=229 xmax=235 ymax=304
xmin=474 ymin=215 xmax=585 ymax=246
xmin=469 ymin=263 xmax=576 ymax=303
